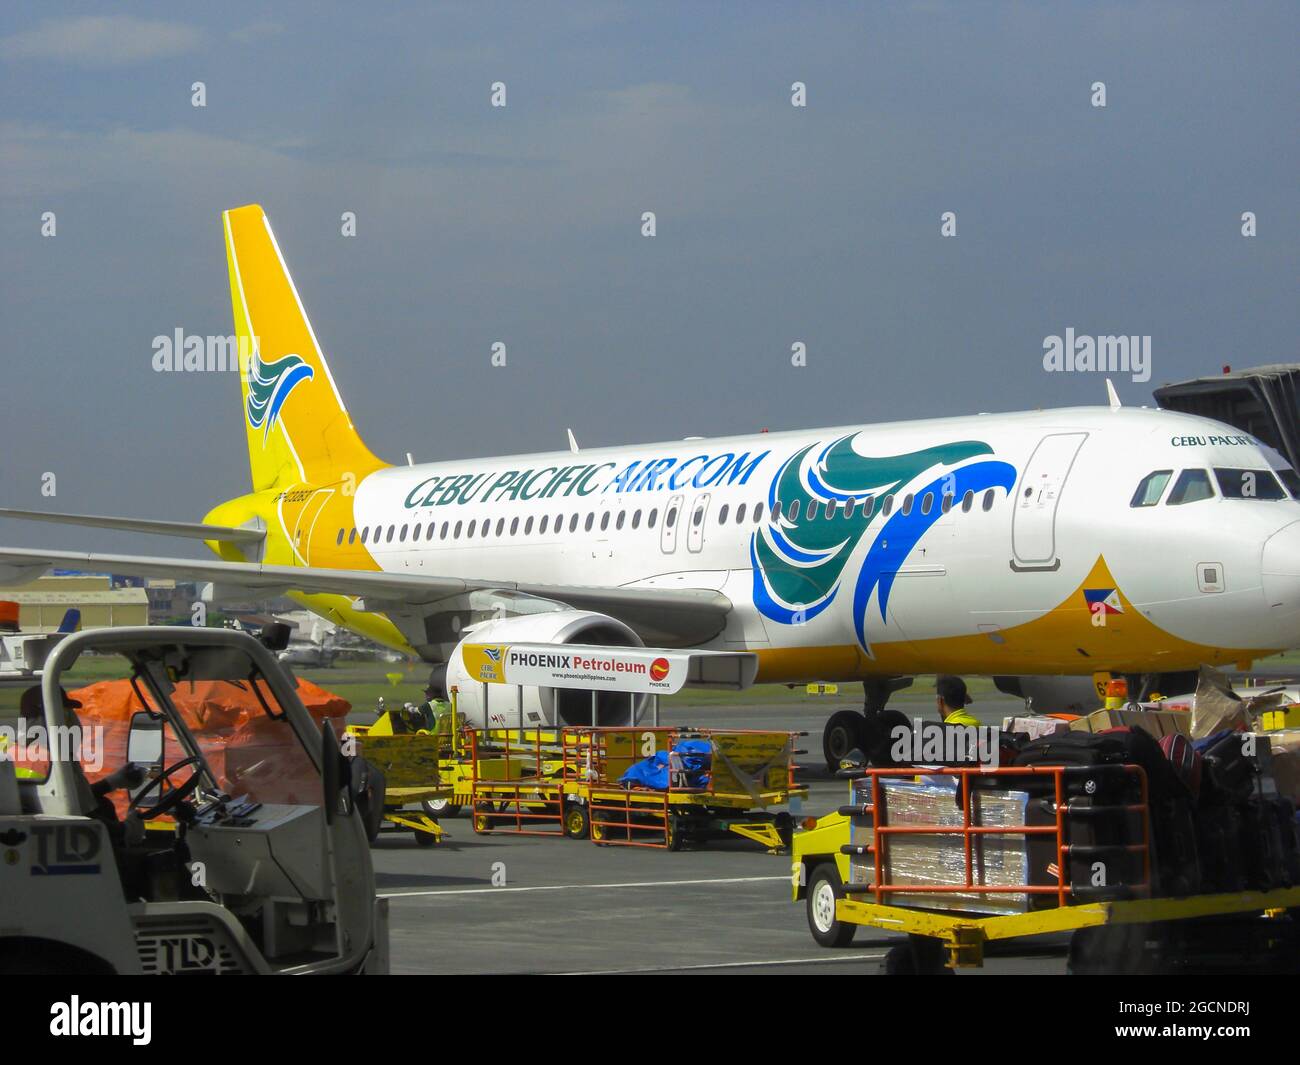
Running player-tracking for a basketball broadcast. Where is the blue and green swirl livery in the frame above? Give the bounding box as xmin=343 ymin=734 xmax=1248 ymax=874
xmin=246 ymin=352 xmax=314 ymax=443
xmin=750 ymin=433 xmax=1016 ymax=652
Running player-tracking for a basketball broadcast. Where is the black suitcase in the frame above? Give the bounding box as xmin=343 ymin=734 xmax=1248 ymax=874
xmin=1014 ymin=727 xmax=1200 ymax=896
xmin=1022 ymin=794 xmax=1148 ymax=905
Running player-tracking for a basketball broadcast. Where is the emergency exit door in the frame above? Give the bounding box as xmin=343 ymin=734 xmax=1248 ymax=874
xmin=1011 ymin=432 xmax=1087 ymax=569
xmin=660 ymin=494 xmax=684 ymax=553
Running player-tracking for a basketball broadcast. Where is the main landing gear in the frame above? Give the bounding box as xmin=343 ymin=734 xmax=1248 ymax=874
xmin=820 ymin=677 xmax=914 ymax=772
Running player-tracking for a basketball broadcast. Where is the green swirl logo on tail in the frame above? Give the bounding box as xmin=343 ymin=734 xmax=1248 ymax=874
xmin=751 ymin=434 xmax=1015 ymax=649
xmin=246 ymin=351 xmax=314 ymax=444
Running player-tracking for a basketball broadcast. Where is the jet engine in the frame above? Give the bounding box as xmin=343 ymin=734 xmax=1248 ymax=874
xmin=444 ymin=610 xmax=649 ymax=728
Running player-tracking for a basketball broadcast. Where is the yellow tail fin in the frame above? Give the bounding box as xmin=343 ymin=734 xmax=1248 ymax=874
xmin=223 ymin=204 xmax=387 ymax=492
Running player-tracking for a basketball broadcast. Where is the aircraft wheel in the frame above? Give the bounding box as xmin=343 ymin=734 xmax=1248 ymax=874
xmin=822 ymin=710 xmax=866 ymax=772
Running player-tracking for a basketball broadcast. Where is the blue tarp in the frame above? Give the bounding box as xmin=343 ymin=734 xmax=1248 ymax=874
xmin=619 ymin=739 xmax=712 ymax=789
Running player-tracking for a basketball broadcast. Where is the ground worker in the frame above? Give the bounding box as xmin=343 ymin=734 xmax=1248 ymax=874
xmin=935 ymin=674 xmax=981 ymax=727
xmin=417 ymin=664 xmax=453 ymax=735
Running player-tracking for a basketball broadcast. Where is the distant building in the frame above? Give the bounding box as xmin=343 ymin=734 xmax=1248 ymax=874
xmin=0 ymin=574 xmax=148 ymax=631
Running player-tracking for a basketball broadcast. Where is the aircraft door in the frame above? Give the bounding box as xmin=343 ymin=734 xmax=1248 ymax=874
xmin=1011 ymin=432 xmax=1087 ymax=570
xmin=686 ymin=493 xmax=711 ymax=553
xmin=660 ymin=494 xmax=684 ymax=553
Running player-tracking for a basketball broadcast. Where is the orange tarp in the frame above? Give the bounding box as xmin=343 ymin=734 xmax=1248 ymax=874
xmin=71 ymin=676 xmax=350 ymax=812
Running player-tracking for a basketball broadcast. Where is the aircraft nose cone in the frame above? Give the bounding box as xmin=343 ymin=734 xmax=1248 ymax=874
xmin=1262 ymin=521 xmax=1300 ymax=646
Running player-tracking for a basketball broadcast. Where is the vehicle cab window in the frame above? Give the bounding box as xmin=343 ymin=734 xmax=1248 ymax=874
xmin=1214 ymin=468 xmax=1285 ymax=500
xmin=1277 ymin=468 xmax=1300 ymax=499
xmin=1167 ymin=469 xmax=1214 ymax=505
xmin=1130 ymin=470 xmax=1172 ymax=507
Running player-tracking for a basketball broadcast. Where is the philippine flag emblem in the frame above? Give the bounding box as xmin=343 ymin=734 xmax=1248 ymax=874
xmin=1083 ymin=588 xmax=1123 ymax=616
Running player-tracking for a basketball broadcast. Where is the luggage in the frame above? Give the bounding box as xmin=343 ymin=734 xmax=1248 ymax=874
xmin=1021 ymin=794 xmax=1147 ymax=905
xmin=1195 ymin=729 xmax=1258 ymax=799
xmin=1158 ymin=733 xmax=1204 ymax=799
xmin=1012 ymin=727 xmax=1201 ymax=896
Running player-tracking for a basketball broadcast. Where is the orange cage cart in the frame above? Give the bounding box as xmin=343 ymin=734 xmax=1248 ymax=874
xmin=793 ymin=765 xmax=1300 ymax=973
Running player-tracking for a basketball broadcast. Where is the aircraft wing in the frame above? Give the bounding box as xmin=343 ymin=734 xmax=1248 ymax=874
xmin=0 ymin=546 xmax=732 ymax=645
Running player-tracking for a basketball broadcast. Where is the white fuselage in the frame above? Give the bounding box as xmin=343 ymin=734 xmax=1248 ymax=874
xmin=326 ymin=405 xmax=1300 ymax=679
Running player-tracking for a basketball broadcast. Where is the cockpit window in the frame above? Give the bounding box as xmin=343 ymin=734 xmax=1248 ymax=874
xmin=1130 ymin=470 xmax=1172 ymax=508
xmin=1167 ymin=469 xmax=1214 ymax=505
xmin=1214 ymin=468 xmax=1285 ymax=500
xmin=1278 ymin=469 xmax=1300 ymax=500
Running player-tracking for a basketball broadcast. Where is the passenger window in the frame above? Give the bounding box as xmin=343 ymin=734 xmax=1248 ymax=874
xmin=585 ymin=513 xmax=595 ymax=532
xmin=806 ymin=500 xmax=818 ymax=520
xmin=920 ymin=493 xmax=933 ymax=516
xmin=648 ymin=508 xmax=658 ymax=528
xmin=692 ymin=506 xmax=703 ymax=527
xmin=510 ymin=517 xmax=519 ymax=535
xmin=773 ymin=501 xmax=786 ymax=522
xmin=440 ymin=522 xmax=449 ymax=540
xmin=982 ymin=490 xmax=994 ymax=512
xmin=882 ymin=495 xmax=894 ymax=516
xmin=631 ymin=510 xmax=641 ymax=529
xmin=569 ymin=514 xmax=579 ymax=533
xmin=961 ymin=490 xmax=974 ymax=513
xmin=616 ymin=511 xmax=625 ymax=530
xmin=1214 ymin=468 xmax=1285 ymax=500
xmin=825 ymin=500 xmax=837 ymax=519
xmin=386 ymin=525 xmax=396 ymax=543
xmin=482 ymin=520 xmax=490 ymax=537
xmin=901 ymin=494 xmax=913 ymax=516
xmin=468 ymin=520 xmax=476 ymax=537
xmin=666 ymin=507 xmax=678 ymax=528
xmin=454 ymin=521 xmax=463 ymax=538
xmin=496 ymin=518 xmax=504 ymax=536
xmin=1131 ymin=470 xmax=1173 ymax=508
xmin=348 ymin=528 xmax=357 ymax=544
xmin=399 ymin=525 xmax=408 ymax=542
xmin=717 ymin=504 xmax=729 ymax=524
xmin=336 ymin=528 xmax=345 ymax=545
xmin=540 ymin=516 xmax=549 ymax=534
xmin=600 ymin=512 xmax=610 ymax=531
xmin=941 ymin=494 xmax=952 ymax=514
xmin=1167 ymin=469 xmax=1214 ymax=505
xmin=736 ymin=503 xmax=747 ymax=523
xmin=753 ymin=502 xmax=764 ymax=522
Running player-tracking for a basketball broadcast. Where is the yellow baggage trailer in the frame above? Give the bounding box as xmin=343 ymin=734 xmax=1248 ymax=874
xmin=792 ymin=765 xmax=1300 ymax=973
xmin=469 ymin=724 xmax=807 ymax=851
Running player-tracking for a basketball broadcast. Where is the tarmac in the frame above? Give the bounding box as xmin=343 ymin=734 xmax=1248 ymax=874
xmin=371 ymin=692 xmax=1073 ymax=974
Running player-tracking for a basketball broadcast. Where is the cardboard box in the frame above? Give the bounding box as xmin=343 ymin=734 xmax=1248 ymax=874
xmin=1068 ymin=707 xmax=1191 ymax=739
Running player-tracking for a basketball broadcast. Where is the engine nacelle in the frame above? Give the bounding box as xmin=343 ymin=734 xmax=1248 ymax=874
xmin=445 ymin=610 xmax=648 ymax=729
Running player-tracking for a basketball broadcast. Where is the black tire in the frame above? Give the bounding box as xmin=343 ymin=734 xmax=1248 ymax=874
xmin=883 ymin=935 xmax=951 ymax=975
xmin=805 ymin=863 xmax=856 ymax=948
xmin=666 ymin=816 xmax=685 ymax=851
xmin=413 ymin=827 xmax=439 ymax=846
xmin=775 ymin=811 xmax=795 ymax=852
xmin=422 ymin=797 xmax=462 ymax=818
xmin=563 ymin=802 xmax=590 ymax=840
xmin=822 ymin=710 xmax=866 ymax=772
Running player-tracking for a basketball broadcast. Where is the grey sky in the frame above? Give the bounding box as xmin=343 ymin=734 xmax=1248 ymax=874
xmin=1 ymin=2 xmax=1296 ymax=557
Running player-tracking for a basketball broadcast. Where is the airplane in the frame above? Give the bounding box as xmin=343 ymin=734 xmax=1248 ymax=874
xmin=3 ymin=203 xmax=1300 ymax=770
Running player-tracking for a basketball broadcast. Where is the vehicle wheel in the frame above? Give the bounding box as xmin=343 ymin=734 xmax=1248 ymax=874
xmin=413 ymin=827 xmax=439 ymax=846
xmin=563 ymin=802 xmax=590 ymax=840
xmin=422 ymin=798 xmax=462 ymax=818
xmin=883 ymin=935 xmax=951 ymax=975
xmin=591 ymin=821 xmax=607 ymax=845
xmin=472 ymin=804 xmax=494 ymax=833
xmin=822 ymin=710 xmax=866 ymax=772
xmin=806 ymin=863 xmax=856 ymax=947
xmin=666 ymin=816 xmax=684 ymax=851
